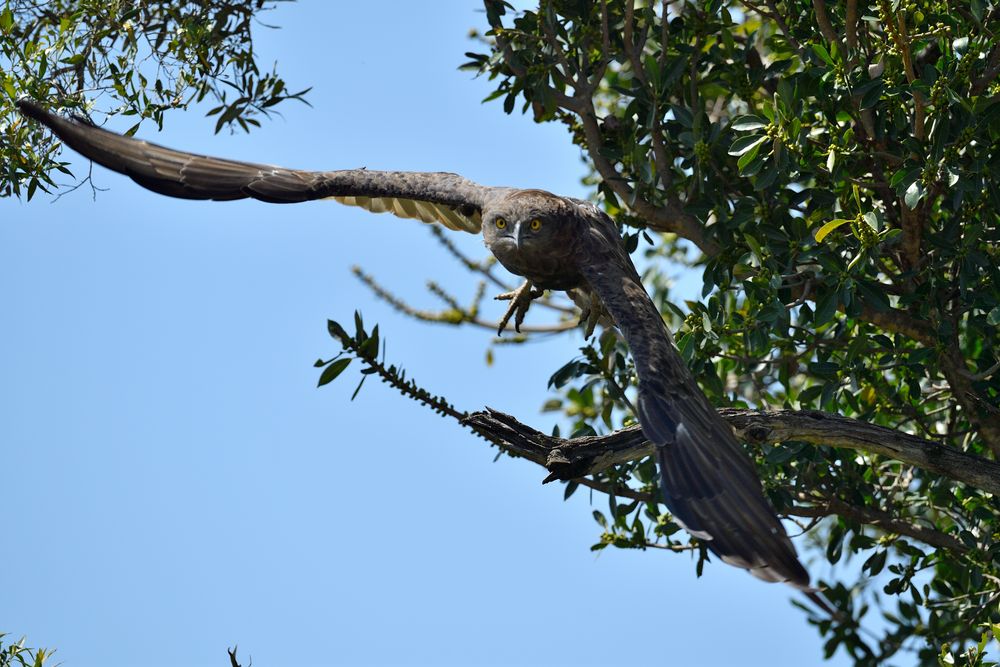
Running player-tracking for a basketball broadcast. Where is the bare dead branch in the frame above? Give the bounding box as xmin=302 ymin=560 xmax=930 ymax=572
xmin=461 ymin=407 xmax=1000 ymax=495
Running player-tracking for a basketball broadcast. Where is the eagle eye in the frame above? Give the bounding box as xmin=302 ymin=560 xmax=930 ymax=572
xmin=530 ymin=218 xmax=542 ymax=231
xmin=495 ymin=217 xmax=507 ymax=229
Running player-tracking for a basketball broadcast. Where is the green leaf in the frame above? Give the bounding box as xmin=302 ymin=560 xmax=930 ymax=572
xmin=731 ymin=114 xmax=768 ymax=131
xmin=798 ymin=385 xmax=824 ymax=405
xmin=755 ymin=161 xmax=779 ymax=190
xmin=904 ymin=181 xmax=924 ymax=209
xmin=737 ymin=140 xmax=764 ymax=170
xmin=971 ymin=0 xmax=985 ymax=21
xmin=880 ymin=228 xmax=903 ymax=244
xmin=811 ymin=43 xmax=834 ymax=65
xmin=890 ymin=166 xmax=920 ymax=188
xmin=856 ymin=279 xmax=890 ymax=311
xmin=987 ymin=307 xmax=1000 ymax=326
xmin=814 ymin=218 xmax=852 ymax=242
xmin=353 ymin=310 xmax=366 ymax=343
xmin=813 ymin=289 xmax=839 ymax=326
xmin=728 ymin=134 xmax=767 ymax=156
xmin=549 ymin=359 xmax=585 ymax=389
xmin=808 ymin=361 xmax=840 ymax=377
xmin=327 ymin=319 xmax=350 ymax=342
xmin=744 ymin=233 xmax=763 ymax=259
xmin=863 ymin=550 xmax=887 ymax=576
xmin=317 ymin=358 xmax=351 ymax=387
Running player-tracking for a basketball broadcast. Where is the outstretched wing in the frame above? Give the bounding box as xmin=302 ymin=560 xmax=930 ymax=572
xmin=17 ymin=100 xmax=497 ymax=233
xmin=576 ymin=211 xmax=810 ymax=588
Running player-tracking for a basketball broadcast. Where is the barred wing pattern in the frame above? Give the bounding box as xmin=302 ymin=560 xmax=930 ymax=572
xmin=576 ymin=212 xmax=810 ymax=588
xmin=16 ymin=100 xmax=491 ymax=233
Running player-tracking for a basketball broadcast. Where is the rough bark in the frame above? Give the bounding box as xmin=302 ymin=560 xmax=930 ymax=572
xmin=462 ymin=407 xmax=1000 ymax=495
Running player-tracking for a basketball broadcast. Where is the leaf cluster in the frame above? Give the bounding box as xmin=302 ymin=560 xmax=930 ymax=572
xmin=464 ymin=0 xmax=1000 ymax=662
xmin=0 ymin=633 xmax=50 ymax=667
xmin=1 ymin=0 xmax=309 ymax=199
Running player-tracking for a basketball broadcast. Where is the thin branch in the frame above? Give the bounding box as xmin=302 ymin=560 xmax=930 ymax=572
xmin=352 ymin=266 xmax=578 ymax=335
xmin=495 ymin=17 xmax=717 ymax=255
xmin=574 ymin=95 xmax=719 ymax=253
xmin=965 ymin=359 xmax=1000 ymax=382
xmin=939 ymin=344 xmax=1000 ymax=456
xmin=574 ymin=475 xmax=654 ymax=502
xmin=972 ymin=43 xmax=1000 ymax=95
xmin=741 ymin=0 xmax=805 ymax=56
xmin=624 ymin=0 xmax=677 ymax=194
xmin=788 ymin=498 xmax=967 ymax=553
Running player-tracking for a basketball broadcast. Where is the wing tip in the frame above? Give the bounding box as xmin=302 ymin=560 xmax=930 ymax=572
xmin=17 ymin=98 xmax=57 ymax=128
xmin=747 ymin=560 xmax=812 ymax=590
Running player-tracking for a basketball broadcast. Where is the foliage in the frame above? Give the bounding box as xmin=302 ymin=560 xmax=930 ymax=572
xmin=457 ymin=0 xmax=1000 ymax=663
xmin=319 ymin=313 xmax=466 ymax=420
xmin=0 ymin=0 xmax=309 ymax=199
xmin=8 ymin=0 xmax=1000 ymax=663
xmin=0 ymin=634 xmax=51 ymax=667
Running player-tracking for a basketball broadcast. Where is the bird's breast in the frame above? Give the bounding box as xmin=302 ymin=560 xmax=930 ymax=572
xmin=488 ymin=239 xmax=585 ymax=291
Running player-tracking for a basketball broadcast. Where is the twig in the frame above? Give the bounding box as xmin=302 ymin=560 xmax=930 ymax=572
xmin=790 ymin=496 xmax=967 ymax=552
xmin=352 ymin=266 xmax=579 ymax=335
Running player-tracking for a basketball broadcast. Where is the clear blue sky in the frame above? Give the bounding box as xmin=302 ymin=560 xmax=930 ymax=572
xmin=2 ymin=4 xmax=849 ymax=666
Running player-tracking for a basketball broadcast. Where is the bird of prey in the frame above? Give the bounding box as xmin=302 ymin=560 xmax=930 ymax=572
xmin=17 ymin=99 xmax=810 ymax=588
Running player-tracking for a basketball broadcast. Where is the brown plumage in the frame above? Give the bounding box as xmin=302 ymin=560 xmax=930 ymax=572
xmin=18 ymin=99 xmax=810 ymax=588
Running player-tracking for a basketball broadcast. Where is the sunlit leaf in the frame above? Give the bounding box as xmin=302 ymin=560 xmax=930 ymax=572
xmin=814 ymin=218 xmax=852 ymax=242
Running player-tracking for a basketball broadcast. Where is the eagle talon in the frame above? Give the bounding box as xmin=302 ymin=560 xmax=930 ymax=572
xmin=579 ymin=298 xmax=601 ymax=339
xmin=569 ymin=289 xmax=611 ymax=338
xmin=495 ymin=280 xmax=544 ymax=335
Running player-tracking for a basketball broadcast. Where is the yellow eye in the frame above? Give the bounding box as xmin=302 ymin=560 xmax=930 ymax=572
xmin=495 ymin=217 xmax=507 ymax=229
xmin=530 ymin=218 xmax=542 ymax=231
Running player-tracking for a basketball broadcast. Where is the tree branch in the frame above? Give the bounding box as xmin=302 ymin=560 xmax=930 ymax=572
xmin=812 ymin=0 xmax=843 ymax=55
xmin=789 ymin=497 xmax=968 ymax=553
xmin=939 ymin=344 xmax=1000 ymax=457
xmin=971 ymin=43 xmax=1000 ymax=96
xmin=574 ymin=97 xmax=719 ymax=254
xmin=496 ymin=20 xmax=718 ymax=256
xmin=858 ymin=303 xmax=936 ymax=346
xmin=461 ymin=407 xmax=1000 ymax=495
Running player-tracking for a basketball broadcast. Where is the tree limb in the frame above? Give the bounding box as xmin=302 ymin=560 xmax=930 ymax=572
xmin=461 ymin=407 xmax=1000 ymax=495
xmin=573 ymin=96 xmax=719 ymax=254
xmin=812 ymin=0 xmax=843 ymax=54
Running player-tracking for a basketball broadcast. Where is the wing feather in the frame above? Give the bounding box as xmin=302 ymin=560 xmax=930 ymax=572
xmin=330 ymin=194 xmax=481 ymax=232
xmin=18 ymin=100 xmax=491 ymax=234
xmin=576 ymin=213 xmax=810 ymax=589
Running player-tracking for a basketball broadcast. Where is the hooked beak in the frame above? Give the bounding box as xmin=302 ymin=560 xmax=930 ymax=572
xmin=513 ymin=221 xmax=522 ymax=250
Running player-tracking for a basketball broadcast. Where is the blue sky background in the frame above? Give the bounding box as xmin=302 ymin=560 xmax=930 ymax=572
xmin=2 ymin=3 xmax=850 ymax=666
